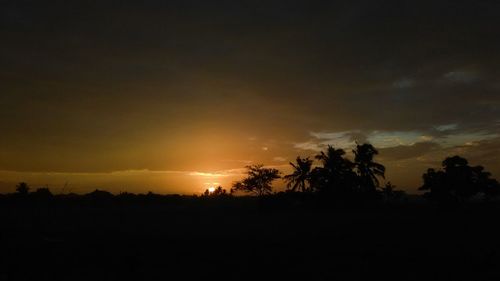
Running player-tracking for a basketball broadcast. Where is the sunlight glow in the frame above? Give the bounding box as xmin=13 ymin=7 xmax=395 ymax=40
xmin=189 ymin=172 xmax=228 ymax=177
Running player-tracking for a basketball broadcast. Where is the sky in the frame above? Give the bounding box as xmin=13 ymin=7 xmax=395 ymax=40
xmin=1 ymin=0 xmax=499 ymax=194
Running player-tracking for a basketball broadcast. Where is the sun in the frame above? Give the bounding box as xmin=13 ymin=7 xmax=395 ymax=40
xmin=208 ymin=186 xmax=216 ymax=193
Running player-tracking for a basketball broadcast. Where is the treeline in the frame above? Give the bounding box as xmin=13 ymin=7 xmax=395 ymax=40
xmin=232 ymin=144 xmax=389 ymax=199
xmin=227 ymin=143 xmax=500 ymax=204
xmin=2 ymin=143 xmax=499 ymax=205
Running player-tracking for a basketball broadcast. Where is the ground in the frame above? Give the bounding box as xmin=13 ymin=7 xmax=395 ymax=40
xmin=1 ymin=196 xmax=499 ymax=280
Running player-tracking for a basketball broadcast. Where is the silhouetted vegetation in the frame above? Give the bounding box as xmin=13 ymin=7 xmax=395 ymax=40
xmin=284 ymin=157 xmax=313 ymax=192
xmin=1 ymin=149 xmax=500 ymax=281
xmin=1 ymin=180 xmax=500 ymax=281
xmin=15 ymin=182 xmax=29 ymax=196
xmin=419 ymin=155 xmax=500 ymax=203
xmin=380 ymin=182 xmax=406 ymax=202
xmin=312 ymin=145 xmax=359 ymax=196
xmin=232 ymin=164 xmax=281 ymax=196
xmin=280 ymin=144 xmax=388 ymax=201
xmin=86 ymin=189 xmax=115 ymax=200
xmin=2 ymin=145 xmax=497 ymax=206
xmin=353 ymin=143 xmax=385 ymax=194
xmin=0 ymin=145 xmax=499 ymax=281
xmin=32 ymin=187 xmax=53 ymax=199
xmin=201 ymin=186 xmax=231 ymax=197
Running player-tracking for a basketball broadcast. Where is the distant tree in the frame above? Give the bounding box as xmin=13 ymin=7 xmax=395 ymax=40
xmin=15 ymin=182 xmax=30 ymax=195
xmin=232 ymin=164 xmax=281 ymax=196
xmin=313 ymin=146 xmax=357 ymax=195
xmin=284 ymin=157 xmax=313 ymax=192
xmin=353 ymin=143 xmax=385 ymax=194
xmin=419 ymin=155 xmax=500 ymax=202
xmin=117 ymin=192 xmax=137 ymax=200
xmin=32 ymin=187 xmax=53 ymax=198
xmin=420 ymin=168 xmax=447 ymax=200
xmin=202 ymin=186 xmax=229 ymax=197
xmin=146 ymin=191 xmax=159 ymax=197
xmin=86 ymin=189 xmax=114 ymax=200
xmin=380 ymin=182 xmax=405 ymax=201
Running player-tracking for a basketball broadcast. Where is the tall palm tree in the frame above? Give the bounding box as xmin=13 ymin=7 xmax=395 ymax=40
xmin=314 ymin=145 xmax=356 ymax=193
xmin=315 ymin=146 xmax=353 ymax=172
xmin=284 ymin=157 xmax=313 ymax=192
xmin=353 ymin=143 xmax=385 ymax=192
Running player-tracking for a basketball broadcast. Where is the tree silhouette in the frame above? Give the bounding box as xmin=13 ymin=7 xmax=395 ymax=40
xmin=284 ymin=157 xmax=313 ymax=192
xmin=353 ymin=143 xmax=385 ymax=194
xmin=420 ymin=168 xmax=447 ymax=200
xmin=313 ymin=146 xmax=357 ymax=195
xmin=15 ymin=182 xmax=30 ymax=195
xmin=86 ymin=189 xmax=114 ymax=200
xmin=232 ymin=164 xmax=281 ymax=196
xmin=32 ymin=187 xmax=53 ymax=198
xmin=419 ymin=155 xmax=500 ymax=202
xmin=443 ymin=156 xmax=477 ymax=199
xmin=202 ymin=186 xmax=229 ymax=197
xmin=471 ymin=165 xmax=500 ymax=198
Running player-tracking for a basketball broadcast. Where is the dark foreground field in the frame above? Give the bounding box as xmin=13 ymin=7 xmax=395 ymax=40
xmin=1 ymin=196 xmax=500 ymax=281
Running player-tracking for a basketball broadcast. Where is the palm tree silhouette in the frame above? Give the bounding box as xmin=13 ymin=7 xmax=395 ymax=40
xmin=353 ymin=143 xmax=385 ymax=193
xmin=315 ymin=146 xmax=353 ymax=173
xmin=284 ymin=157 xmax=313 ymax=192
xmin=314 ymin=145 xmax=356 ymax=194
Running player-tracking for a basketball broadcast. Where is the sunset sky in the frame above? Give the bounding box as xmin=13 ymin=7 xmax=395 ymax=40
xmin=1 ymin=1 xmax=499 ymax=194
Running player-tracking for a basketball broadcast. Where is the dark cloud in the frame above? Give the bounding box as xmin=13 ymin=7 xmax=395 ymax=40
xmin=346 ymin=131 xmax=368 ymax=144
xmin=443 ymin=137 xmax=500 ymax=170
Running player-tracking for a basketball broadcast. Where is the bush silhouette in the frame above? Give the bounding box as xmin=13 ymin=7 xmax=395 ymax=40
xmin=86 ymin=189 xmax=114 ymax=200
xmin=32 ymin=187 xmax=53 ymax=198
